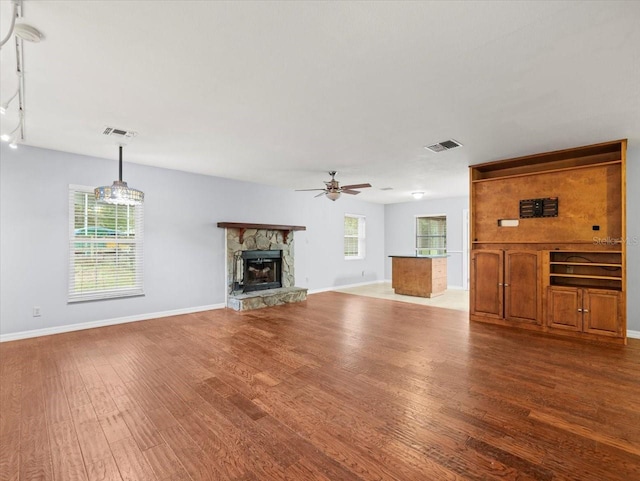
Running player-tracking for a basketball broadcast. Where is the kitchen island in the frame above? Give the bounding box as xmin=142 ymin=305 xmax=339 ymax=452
xmin=390 ymin=255 xmax=447 ymax=298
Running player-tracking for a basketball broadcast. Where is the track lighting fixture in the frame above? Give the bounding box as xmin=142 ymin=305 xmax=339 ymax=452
xmin=0 ymin=86 xmax=19 ymax=115
xmin=0 ymin=1 xmax=19 ymax=49
xmin=0 ymin=1 xmax=43 ymax=48
xmin=0 ymin=0 xmax=44 ymax=149
xmin=14 ymin=23 xmax=43 ymax=43
xmin=1 ymin=116 xmax=21 ymax=146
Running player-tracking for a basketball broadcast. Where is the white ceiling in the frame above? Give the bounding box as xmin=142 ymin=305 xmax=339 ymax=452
xmin=1 ymin=0 xmax=639 ymax=204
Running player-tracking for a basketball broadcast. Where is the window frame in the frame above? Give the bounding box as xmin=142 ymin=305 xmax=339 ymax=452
xmin=68 ymin=184 xmax=144 ymax=303
xmin=415 ymin=214 xmax=447 ymax=256
xmin=344 ymin=213 xmax=366 ymax=260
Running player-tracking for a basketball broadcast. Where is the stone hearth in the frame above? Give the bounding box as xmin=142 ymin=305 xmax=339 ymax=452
xmin=227 ymin=286 xmax=308 ymax=311
xmin=218 ymin=223 xmax=307 ymax=311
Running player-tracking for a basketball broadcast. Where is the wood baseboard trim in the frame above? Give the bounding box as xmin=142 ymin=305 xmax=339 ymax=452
xmin=0 ymin=303 xmax=226 ymax=343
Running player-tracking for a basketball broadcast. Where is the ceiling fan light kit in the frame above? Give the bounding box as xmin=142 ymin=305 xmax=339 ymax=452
xmin=326 ymin=191 xmax=341 ymax=201
xmin=296 ymin=171 xmax=372 ymax=201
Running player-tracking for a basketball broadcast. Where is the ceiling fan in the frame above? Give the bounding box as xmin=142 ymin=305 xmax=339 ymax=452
xmin=296 ymin=171 xmax=372 ymax=201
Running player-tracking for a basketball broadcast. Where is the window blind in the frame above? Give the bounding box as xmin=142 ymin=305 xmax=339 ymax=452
xmin=416 ymin=215 xmax=446 ymax=255
xmin=344 ymin=214 xmax=365 ymax=259
xmin=68 ymin=185 xmax=144 ymax=302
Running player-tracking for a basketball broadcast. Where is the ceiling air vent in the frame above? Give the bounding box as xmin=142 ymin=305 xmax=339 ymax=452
xmin=102 ymin=126 xmax=137 ymax=139
xmin=425 ymin=139 xmax=462 ymax=153
xmin=380 ymin=187 xmax=394 ymax=191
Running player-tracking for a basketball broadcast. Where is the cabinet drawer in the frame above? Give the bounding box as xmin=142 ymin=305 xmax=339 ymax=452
xmin=432 ymin=278 xmax=447 ymax=292
xmin=432 ymin=266 xmax=447 ymax=278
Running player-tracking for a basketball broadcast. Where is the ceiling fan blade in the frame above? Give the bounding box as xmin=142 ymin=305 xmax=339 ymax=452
xmin=341 ymin=183 xmax=371 ymax=190
xmin=342 ymin=189 xmax=361 ymax=195
xmin=296 ymin=188 xmax=326 ymax=192
xmin=314 ymin=191 xmax=327 ymax=198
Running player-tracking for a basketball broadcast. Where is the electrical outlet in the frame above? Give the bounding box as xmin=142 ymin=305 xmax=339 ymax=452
xmin=33 ymin=306 xmax=41 ymax=317
xmin=361 ymin=270 xmax=365 ymax=277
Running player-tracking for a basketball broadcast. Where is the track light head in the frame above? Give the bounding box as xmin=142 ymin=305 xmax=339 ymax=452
xmin=14 ymin=23 xmax=43 ymax=42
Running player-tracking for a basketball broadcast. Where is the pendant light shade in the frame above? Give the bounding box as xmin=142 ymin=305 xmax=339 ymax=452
xmin=95 ymin=146 xmax=144 ymax=205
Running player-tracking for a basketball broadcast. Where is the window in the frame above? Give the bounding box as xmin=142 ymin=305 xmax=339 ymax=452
xmin=416 ymin=215 xmax=446 ymax=255
xmin=68 ymin=185 xmax=144 ymax=302
xmin=344 ymin=214 xmax=365 ymax=259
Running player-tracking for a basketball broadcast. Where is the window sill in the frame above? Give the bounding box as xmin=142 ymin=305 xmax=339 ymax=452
xmin=68 ymin=291 xmax=145 ymax=304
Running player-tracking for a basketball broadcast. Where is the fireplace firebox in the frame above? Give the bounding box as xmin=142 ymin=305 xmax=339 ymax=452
xmin=242 ymin=250 xmax=282 ymax=292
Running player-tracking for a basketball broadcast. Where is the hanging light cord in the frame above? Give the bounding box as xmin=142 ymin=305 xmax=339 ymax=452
xmin=1 ymin=86 xmax=19 ymax=111
xmin=4 ymin=112 xmax=23 ymax=137
xmin=0 ymin=2 xmax=18 ymax=48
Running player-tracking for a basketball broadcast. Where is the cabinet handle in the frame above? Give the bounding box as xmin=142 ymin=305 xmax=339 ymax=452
xmin=578 ymin=308 xmax=583 ymax=312
xmin=583 ymin=309 xmax=589 ymax=313
xmin=498 ymin=283 xmax=503 ymax=286
xmin=504 ymin=283 xmax=509 ymax=287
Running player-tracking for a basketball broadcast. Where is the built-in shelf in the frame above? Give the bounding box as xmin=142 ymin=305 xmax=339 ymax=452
xmin=217 ymin=222 xmax=306 ymax=243
xmin=550 ymin=273 xmax=622 ymax=280
xmin=471 ymin=141 xmax=623 ymax=181
xmin=471 ymin=160 xmax=622 ymax=183
xmin=471 ymin=240 xmax=604 ymax=244
xmin=550 ymin=262 xmax=621 ymax=267
xmin=548 ymin=251 xmax=623 ymax=291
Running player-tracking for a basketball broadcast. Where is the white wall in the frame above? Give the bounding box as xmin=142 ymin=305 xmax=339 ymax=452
xmin=384 ymin=196 xmax=469 ymax=288
xmin=2 ymin=143 xmax=638 ymax=337
xmin=0 ymin=144 xmax=385 ymax=337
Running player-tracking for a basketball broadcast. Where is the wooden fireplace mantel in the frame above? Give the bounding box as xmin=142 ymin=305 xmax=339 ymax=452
xmin=217 ymin=222 xmax=306 ymax=243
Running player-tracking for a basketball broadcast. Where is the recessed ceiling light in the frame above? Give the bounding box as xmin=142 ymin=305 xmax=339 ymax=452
xmin=411 ymin=192 xmax=424 ymax=199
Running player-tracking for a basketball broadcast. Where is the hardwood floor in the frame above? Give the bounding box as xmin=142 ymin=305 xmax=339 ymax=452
xmin=1 ymin=292 xmax=639 ymax=481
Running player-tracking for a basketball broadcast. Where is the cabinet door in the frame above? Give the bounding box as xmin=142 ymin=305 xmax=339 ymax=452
xmin=583 ymin=289 xmax=623 ymax=337
xmin=547 ymin=286 xmax=582 ymax=331
xmin=470 ymin=250 xmax=503 ymax=318
xmin=504 ymin=251 xmax=540 ymax=324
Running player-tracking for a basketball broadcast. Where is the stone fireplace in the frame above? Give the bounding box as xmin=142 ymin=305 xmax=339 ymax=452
xmin=218 ymin=222 xmax=307 ymax=311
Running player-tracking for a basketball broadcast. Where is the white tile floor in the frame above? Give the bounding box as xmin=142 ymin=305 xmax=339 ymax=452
xmin=333 ymin=281 xmax=469 ymax=312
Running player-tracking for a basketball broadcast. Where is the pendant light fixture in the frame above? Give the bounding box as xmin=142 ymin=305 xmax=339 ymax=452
xmin=95 ymin=145 xmax=144 ymax=205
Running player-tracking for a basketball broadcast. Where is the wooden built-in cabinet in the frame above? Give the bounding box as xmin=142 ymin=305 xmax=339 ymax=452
xmin=470 ymin=140 xmax=627 ymax=344
xmin=470 ymin=250 xmax=540 ymax=325
xmin=545 ymin=250 xmax=623 ymax=338
xmin=547 ymin=286 xmax=623 ymax=337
